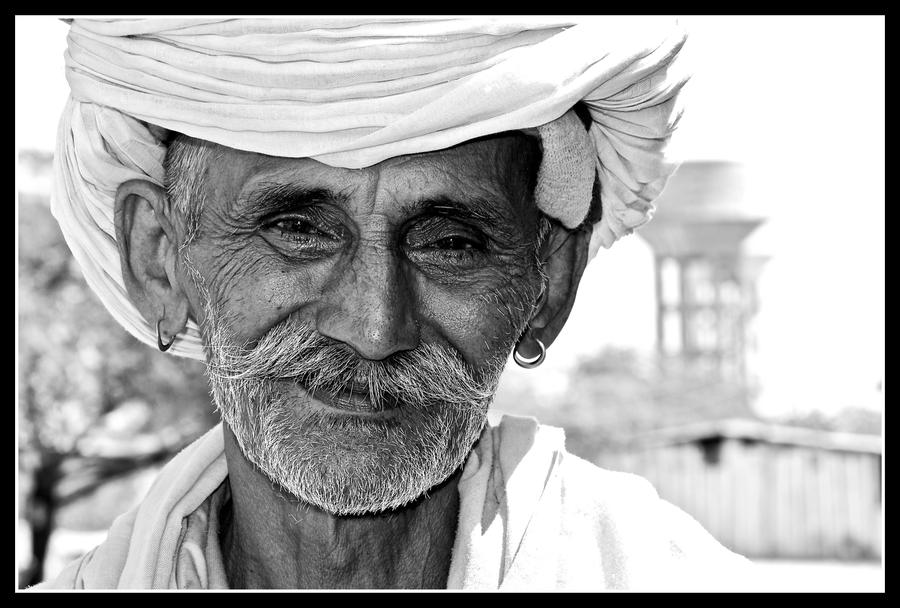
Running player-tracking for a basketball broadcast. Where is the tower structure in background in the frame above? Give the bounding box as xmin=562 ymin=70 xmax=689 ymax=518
xmin=637 ymin=161 xmax=768 ymax=400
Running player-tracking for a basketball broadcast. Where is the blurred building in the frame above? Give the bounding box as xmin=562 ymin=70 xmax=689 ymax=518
xmin=596 ymin=418 xmax=882 ymax=560
xmin=596 ymin=161 xmax=883 ymax=562
xmin=638 ymin=161 xmax=767 ymax=402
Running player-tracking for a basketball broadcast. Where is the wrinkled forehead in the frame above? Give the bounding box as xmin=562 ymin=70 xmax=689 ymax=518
xmin=194 ymin=131 xmax=542 ymax=219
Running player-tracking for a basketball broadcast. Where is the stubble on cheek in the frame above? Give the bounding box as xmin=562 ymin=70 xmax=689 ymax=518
xmin=460 ymin=258 xmax=546 ymax=362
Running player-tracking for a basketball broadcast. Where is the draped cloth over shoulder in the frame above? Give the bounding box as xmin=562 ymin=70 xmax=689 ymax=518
xmin=52 ymin=17 xmax=690 ymax=361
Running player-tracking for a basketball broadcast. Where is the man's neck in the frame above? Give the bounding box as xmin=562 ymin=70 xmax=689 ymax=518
xmin=220 ymin=426 xmax=461 ymax=589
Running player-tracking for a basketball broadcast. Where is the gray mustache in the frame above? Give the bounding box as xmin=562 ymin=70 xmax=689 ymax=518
xmin=206 ymin=318 xmax=499 ymax=410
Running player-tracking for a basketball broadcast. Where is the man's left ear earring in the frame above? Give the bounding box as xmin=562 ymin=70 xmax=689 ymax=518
xmin=514 ymin=331 xmax=546 ymax=369
xmin=157 ymin=317 xmax=176 ymax=352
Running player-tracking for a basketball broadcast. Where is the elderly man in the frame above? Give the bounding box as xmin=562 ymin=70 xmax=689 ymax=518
xmin=32 ymin=17 xmax=750 ymax=590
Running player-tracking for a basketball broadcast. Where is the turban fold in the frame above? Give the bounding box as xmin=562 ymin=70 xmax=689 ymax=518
xmin=52 ymin=17 xmax=689 ymax=360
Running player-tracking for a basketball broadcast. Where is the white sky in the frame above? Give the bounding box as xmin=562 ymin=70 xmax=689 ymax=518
xmin=15 ymin=16 xmax=885 ymax=418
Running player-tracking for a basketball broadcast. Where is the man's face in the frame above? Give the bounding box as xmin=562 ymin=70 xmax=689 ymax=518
xmin=176 ymin=133 xmax=545 ymax=514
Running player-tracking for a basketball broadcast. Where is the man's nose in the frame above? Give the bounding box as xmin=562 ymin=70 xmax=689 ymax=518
xmin=315 ymin=245 xmax=420 ymax=361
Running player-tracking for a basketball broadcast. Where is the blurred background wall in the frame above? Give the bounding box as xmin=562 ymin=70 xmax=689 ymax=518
xmin=16 ymin=16 xmax=884 ymax=591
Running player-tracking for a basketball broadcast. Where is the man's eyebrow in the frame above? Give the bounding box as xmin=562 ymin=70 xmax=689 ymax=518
xmin=235 ymin=182 xmax=349 ymax=217
xmin=403 ymin=195 xmax=511 ymax=227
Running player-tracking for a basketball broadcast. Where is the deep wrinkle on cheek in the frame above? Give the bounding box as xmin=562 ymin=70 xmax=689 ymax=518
xmin=218 ymin=264 xmax=325 ymax=347
xmin=421 ymin=293 xmax=514 ymax=366
xmin=191 ymin=233 xmax=290 ymax=340
xmin=412 ymin=260 xmax=540 ymax=365
xmin=208 ymin=254 xmax=268 ymax=319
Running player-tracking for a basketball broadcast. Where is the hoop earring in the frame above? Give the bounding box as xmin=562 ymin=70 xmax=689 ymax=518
xmin=514 ymin=337 xmax=546 ymax=369
xmin=157 ymin=318 xmax=176 ymax=352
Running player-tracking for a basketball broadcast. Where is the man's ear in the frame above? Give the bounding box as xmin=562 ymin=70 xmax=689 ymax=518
xmin=519 ymin=221 xmax=592 ymax=358
xmin=113 ymin=179 xmax=190 ymax=344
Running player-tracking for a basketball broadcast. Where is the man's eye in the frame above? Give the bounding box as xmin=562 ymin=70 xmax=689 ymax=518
xmin=273 ymin=218 xmax=329 ymax=238
xmin=262 ymin=216 xmax=344 ymax=256
xmin=429 ymin=236 xmax=479 ymax=251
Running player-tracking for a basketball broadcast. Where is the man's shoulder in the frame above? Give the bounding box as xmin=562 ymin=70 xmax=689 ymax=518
xmin=489 ymin=412 xmax=660 ymax=502
xmin=560 ymin=449 xmax=660 ymax=502
xmin=487 ymin=414 xmax=753 ymax=589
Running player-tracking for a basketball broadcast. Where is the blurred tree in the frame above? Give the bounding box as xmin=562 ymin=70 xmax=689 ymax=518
xmin=18 ymin=193 xmax=219 ymax=587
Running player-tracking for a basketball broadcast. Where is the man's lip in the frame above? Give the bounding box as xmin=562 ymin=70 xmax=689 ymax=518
xmin=311 ymin=386 xmax=369 ymax=410
xmin=300 ymin=383 xmax=399 ymax=418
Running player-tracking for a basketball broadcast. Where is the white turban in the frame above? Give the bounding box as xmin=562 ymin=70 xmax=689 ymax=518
xmin=52 ymin=17 xmax=689 ymax=361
